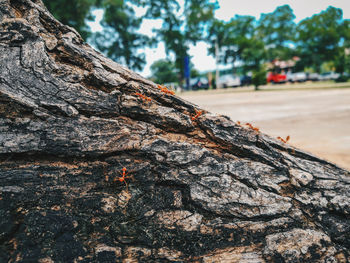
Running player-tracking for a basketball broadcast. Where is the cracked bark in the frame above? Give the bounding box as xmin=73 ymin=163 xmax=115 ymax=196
xmin=0 ymin=1 xmax=349 ymax=262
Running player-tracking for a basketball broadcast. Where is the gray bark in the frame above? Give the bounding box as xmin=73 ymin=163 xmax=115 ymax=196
xmin=0 ymin=0 xmax=349 ymax=262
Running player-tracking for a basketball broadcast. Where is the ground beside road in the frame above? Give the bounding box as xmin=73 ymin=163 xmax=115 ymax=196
xmin=180 ymin=85 xmax=350 ymax=170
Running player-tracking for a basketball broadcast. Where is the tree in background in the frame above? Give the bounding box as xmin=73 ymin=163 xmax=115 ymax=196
xmin=334 ymin=19 xmax=350 ymax=75
xmin=92 ymin=0 xmax=149 ymax=71
xmin=257 ymin=5 xmax=296 ymax=61
xmin=190 ymin=66 xmax=200 ymax=79
xmin=44 ymin=0 xmax=148 ymax=71
xmin=296 ymin=7 xmax=344 ymax=73
xmin=241 ymin=38 xmax=267 ymax=90
xmin=143 ymin=0 xmax=217 ymax=81
xmin=208 ymin=15 xmax=267 ymax=89
xmin=43 ymin=1 xmax=349 ymax=78
xmin=208 ymin=15 xmax=256 ymax=68
xmin=43 ymin=0 xmax=96 ymax=40
xmin=150 ymin=59 xmax=178 ymax=84
xmin=44 ymin=0 xmax=216 ymax=77
xmin=150 ymin=59 xmax=200 ymax=84
xmin=143 ymin=0 xmax=185 ymax=80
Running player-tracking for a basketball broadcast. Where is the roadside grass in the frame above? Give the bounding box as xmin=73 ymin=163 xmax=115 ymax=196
xmin=179 ymin=81 xmax=350 ymax=95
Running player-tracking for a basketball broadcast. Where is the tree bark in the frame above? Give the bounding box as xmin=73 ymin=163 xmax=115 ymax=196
xmin=0 ymin=1 xmax=349 ymax=262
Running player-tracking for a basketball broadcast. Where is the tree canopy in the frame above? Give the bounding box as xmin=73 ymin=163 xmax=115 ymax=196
xmin=43 ymin=1 xmax=350 ymax=81
xmin=150 ymin=59 xmax=178 ymax=84
xmin=92 ymin=0 xmax=149 ymax=71
xmin=43 ymin=0 xmax=96 ymax=40
xmin=296 ymin=6 xmax=345 ymax=72
xmin=142 ymin=0 xmax=217 ymax=80
xmin=258 ymin=5 xmax=296 ymax=61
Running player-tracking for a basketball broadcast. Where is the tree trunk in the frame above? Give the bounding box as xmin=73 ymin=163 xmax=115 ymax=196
xmin=0 ymin=1 xmax=349 ymax=262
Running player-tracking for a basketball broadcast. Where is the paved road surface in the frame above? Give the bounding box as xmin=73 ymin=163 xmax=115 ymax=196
xmin=180 ymin=87 xmax=350 ymax=170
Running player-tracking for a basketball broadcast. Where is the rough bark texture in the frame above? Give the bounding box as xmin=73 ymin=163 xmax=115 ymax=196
xmin=0 ymin=1 xmax=349 ymax=262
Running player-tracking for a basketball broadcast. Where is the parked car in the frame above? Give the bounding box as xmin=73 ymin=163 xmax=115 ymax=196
xmin=329 ymin=72 xmax=340 ymax=80
xmin=335 ymin=73 xmax=349 ymax=83
xmin=319 ymin=72 xmax=340 ymax=81
xmin=190 ymin=77 xmax=209 ymax=90
xmin=287 ymin=72 xmax=307 ymax=82
xmin=240 ymin=75 xmax=252 ymax=86
xmin=307 ymin=73 xmax=320 ymax=81
xmin=286 ymin=71 xmax=294 ymax=82
xmin=219 ymin=74 xmax=241 ymax=88
xmin=267 ymin=72 xmax=287 ymax=84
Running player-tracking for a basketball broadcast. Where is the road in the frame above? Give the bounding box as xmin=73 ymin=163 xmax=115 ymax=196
xmin=180 ymin=86 xmax=350 ymax=170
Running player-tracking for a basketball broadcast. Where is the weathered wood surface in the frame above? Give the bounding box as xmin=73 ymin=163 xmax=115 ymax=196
xmin=0 ymin=0 xmax=349 ymax=262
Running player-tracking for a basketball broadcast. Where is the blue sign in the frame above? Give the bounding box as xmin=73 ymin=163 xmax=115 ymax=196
xmin=184 ymin=56 xmax=190 ymax=89
xmin=184 ymin=56 xmax=190 ymax=79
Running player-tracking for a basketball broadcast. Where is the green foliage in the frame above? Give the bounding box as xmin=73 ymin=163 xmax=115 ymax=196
xmin=335 ymin=75 xmax=349 ymax=83
xmin=252 ymin=65 xmax=267 ymax=90
xmin=191 ymin=67 xmax=200 ymax=78
xmin=209 ymin=16 xmax=256 ymax=66
xmin=303 ymin=67 xmax=316 ymax=74
xmin=208 ymin=6 xmax=295 ymax=79
xmin=92 ymin=0 xmax=148 ymax=71
xmin=334 ymin=19 xmax=350 ymax=74
xmin=208 ymin=15 xmax=266 ymax=88
xmin=240 ymin=37 xmax=266 ymax=72
xmin=296 ymin=6 xmax=344 ymax=72
xmin=147 ymin=0 xmax=187 ymax=78
xmin=207 ymin=4 xmax=348 ymax=89
xmin=320 ymin=61 xmax=335 ymax=73
xmin=257 ymin=5 xmax=296 ymax=60
xmin=43 ymin=1 xmax=349 ymax=77
xmin=43 ymin=0 xmax=96 ymax=40
xmin=334 ymin=49 xmax=350 ymax=74
xmin=143 ymin=0 xmax=217 ymax=78
xmin=184 ymin=0 xmax=218 ymax=43
xmin=150 ymin=59 xmax=178 ymax=84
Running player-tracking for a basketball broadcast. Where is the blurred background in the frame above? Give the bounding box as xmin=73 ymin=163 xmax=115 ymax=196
xmin=43 ymin=0 xmax=350 ymax=170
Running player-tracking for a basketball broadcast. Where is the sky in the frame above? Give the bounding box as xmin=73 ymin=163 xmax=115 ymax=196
xmin=87 ymin=0 xmax=350 ymax=77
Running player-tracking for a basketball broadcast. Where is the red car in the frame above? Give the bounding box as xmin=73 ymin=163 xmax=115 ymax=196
xmin=267 ymin=72 xmax=287 ymax=83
